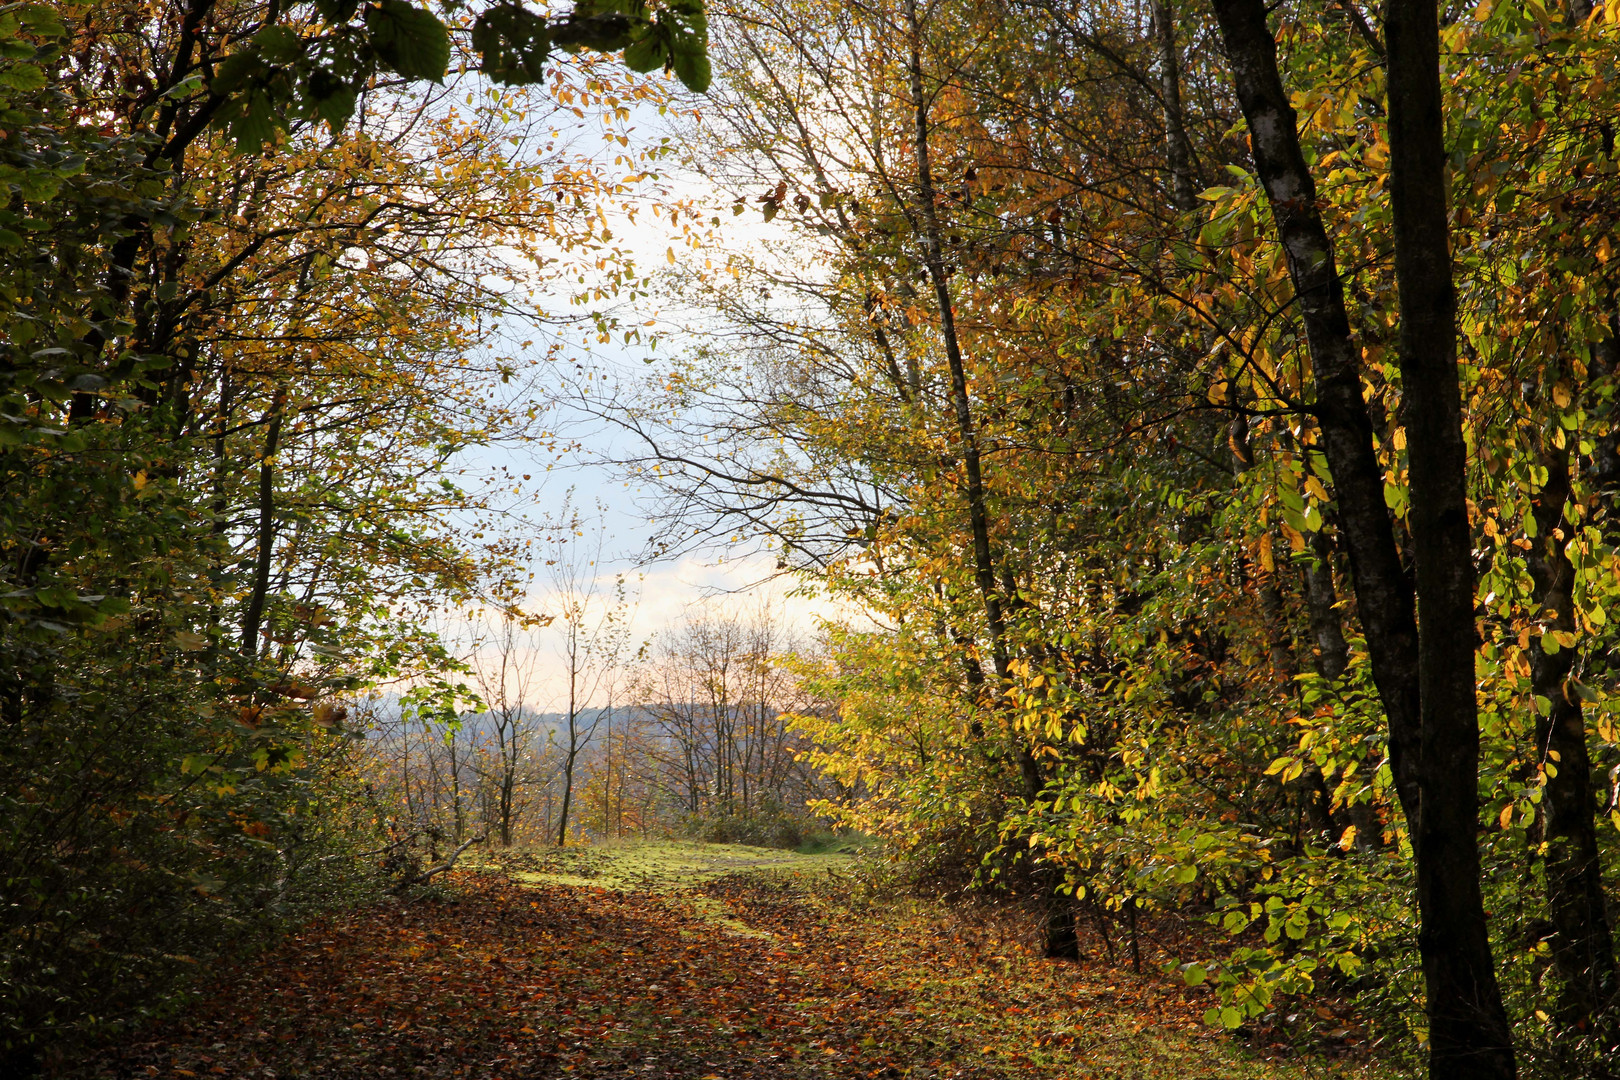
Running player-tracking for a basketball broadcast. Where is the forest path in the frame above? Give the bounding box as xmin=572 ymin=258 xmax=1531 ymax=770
xmin=74 ymin=844 xmax=1365 ymax=1080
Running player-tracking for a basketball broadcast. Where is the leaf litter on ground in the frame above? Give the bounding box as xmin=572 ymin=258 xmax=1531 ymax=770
xmin=67 ymin=841 xmax=1393 ymax=1080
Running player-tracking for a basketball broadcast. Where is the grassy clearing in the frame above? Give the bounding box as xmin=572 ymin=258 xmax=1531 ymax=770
xmin=68 ymin=841 xmax=1405 ymax=1080
xmin=473 ymin=837 xmax=859 ymax=891
xmin=486 ymin=841 xmax=1397 ymax=1080
xmin=478 ymin=838 xmax=859 ymax=939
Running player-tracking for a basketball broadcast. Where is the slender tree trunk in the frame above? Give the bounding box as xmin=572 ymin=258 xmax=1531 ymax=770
xmin=1526 ymin=439 xmax=1617 ymax=1025
xmin=904 ymin=0 xmax=1073 ymax=958
xmin=1303 ymin=526 xmax=1383 ymax=849
xmin=239 ymin=399 xmax=283 ymax=658
xmin=501 ymin=744 xmax=515 ymax=848
xmin=1259 ymin=574 xmax=1295 ymax=683
xmin=1209 ymin=0 xmax=1423 ymax=820
xmin=1212 ymin=0 xmax=1513 ymax=1072
xmin=1305 ymin=527 xmax=1351 ymax=681
xmin=903 ymin=0 xmax=1006 ymax=684
xmin=448 ymin=735 xmax=465 ymax=846
xmin=1149 ymin=0 xmax=1198 ymax=214
xmin=558 ymin=669 xmax=578 ymax=847
xmin=604 ymin=702 xmax=614 ymax=838
xmin=1384 ymin=0 xmax=1515 ymax=1071
xmin=557 ymin=747 xmax=576 ymax=848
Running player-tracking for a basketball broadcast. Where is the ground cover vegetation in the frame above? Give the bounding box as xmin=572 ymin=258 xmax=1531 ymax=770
xmin=64 ymin=843 xmax=1364 ymax=1080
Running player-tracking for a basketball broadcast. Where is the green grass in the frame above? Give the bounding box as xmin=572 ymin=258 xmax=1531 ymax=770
xmin=474 ymin=837 xmax=859 ymax=892
xmin=794 ymin=828 xmax=879 ymax=856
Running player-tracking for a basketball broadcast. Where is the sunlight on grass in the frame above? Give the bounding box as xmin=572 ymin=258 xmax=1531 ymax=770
xmin=482 ymin=838 xmax=858 ymax=892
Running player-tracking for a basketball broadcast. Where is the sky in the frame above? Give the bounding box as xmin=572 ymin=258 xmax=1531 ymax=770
xmin=432 ymin=74 xmax=847 ymax=707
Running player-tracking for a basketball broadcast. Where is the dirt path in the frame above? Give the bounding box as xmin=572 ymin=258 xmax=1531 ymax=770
xmin=68 ymin=846 xmax=1367 ymax=1080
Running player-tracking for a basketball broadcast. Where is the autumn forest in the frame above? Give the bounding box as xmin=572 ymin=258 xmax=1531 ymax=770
xmin=5 ymin=0 xmax=1620 ymax=1077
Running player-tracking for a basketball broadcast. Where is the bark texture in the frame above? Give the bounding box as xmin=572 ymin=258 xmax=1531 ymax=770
xmin=1526 ymin=441 xmax=1617 ymax=1026
xmin=1150 ymin=0 xmax=1198 ymax=214
xmin=1384 ymin=0 xmax=1515 ymax=1071
xmin=1209 ymin=0 xmax=1420 ymax=823
xmin=240 ymin=400 xmax=284 ymax=659
xmin=1212 ymin=0 xmax=1514 ymax=1072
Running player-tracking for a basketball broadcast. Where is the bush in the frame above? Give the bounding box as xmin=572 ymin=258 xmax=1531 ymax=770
xmin=679 ymin=799 xmax=810 ymax=849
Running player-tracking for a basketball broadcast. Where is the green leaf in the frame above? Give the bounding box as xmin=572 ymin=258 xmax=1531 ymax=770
xmin=254 ymin=24 xmax=303 ymax=64
xmin=365 ymin=0 xmax=451 ymax=83
xmin=18 ymin=171 xmax=58 ymax=202
xmin=1569 ymin=678 xmax=1602 ymax=703
xmin=659 ymin=2 xmax=709 ymax=91
xmin=551 ymin=12 xmax=635 ymax=52
xmin=16 ymin=4 xmax=65 ymax=36
xmin=211 ymin=51 xmax=263 ymax=96
xmin=623 ymin=30 xmax=662 ymax=73
xmin=313 ymin=86 xmax=357 ymax=130
xmin=316 ymin=0 xmax=363 ymax=20
xmin=472 ymin=3 xmax=551 ymax=85
xmin=670 ymin=40 xmax=709 ymax=91
xmin=0 ymin=62 xmax=45 ymax=91
xmin=306 ymin=68 xmax=358 ymax=130
xmin=225 ymin=94 xmax=282 ymax=153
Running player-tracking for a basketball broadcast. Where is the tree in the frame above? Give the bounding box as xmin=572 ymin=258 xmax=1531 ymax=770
xmin=633 ymin=603 xmax=819 ymax=827
xmin=0 ymin=0 xmax=701 ymax=1062
xmin=470 ymin=602 xmax=551 ymax=847
xmin=602 ymin=0 xmax=1620 ymax=1070
xmin=1207 ymin=0 xmax=1512 ymax=1068
xmin=543 ymin=498 xmax=632 ymax=845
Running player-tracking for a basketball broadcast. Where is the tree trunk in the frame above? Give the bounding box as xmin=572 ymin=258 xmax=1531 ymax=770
xmin=1303 ymin=526 xmax=1383 ymax=848
xmin=1305 ymin=527 xmax=1350 ymax=681
xmin=1149 ymin=0 xmax=1198 ymax=214
xmin=903 ymin=0 xmax=1006 ymax=684
xmin=1211 ymin=0 xmax=1514 ymax=1072
xmin=1208 ymin=0 xmax=1423 ymax=822
xmin=240 ymin=399 xmax=284 ymax=658
xmin=905 ymin=1 xmax=1072 ymax=959
xmin=1259 ymin=576 xmax=1296 ymax=684
xmin=1384 ymin=0 xmax=1515 ymax=1071
xmin=557 ymin=746 xmax=577 ymax=848
xmin=1526 ymin=439 xmax=1617 ymax=1025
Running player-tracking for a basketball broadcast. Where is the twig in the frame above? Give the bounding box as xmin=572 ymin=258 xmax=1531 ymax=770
xmin=391 ymin=833 xmax=487 ymax=895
